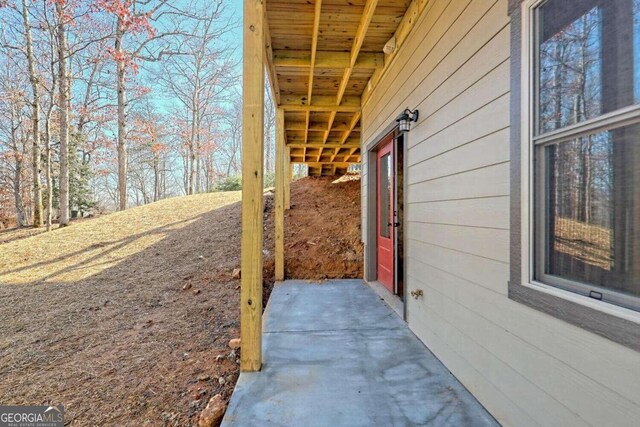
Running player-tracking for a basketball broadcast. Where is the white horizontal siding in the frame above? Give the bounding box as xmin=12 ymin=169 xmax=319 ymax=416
xmin=361 ymin=0 xmax=640 ymax=426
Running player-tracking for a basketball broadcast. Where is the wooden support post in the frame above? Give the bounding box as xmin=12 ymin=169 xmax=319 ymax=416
xmin=275 ymin=108 xmax=285 ymax=282
xmin=285 ymin=146 xmax=291 ymax=210
xmin=240 ymin=0 xmax=265 ymax=373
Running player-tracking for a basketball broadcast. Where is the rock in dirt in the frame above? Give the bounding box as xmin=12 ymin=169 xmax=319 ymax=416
xmin=194 ymin=388 xmax=208 ymax=399
xmin=198 ymin=394 xmax=226 ymax=427
xmin=231 ymin=268 xmax=241 ymax=279
xmin=193 ymin=289 xmax=201 ymax=295
xmin=228 ymin=338 xmax=241 ymax=350
xmin=197 ymin=374 xmax=210 ymax=382
xmin=218 ymin=376 xmax=226 ymax=385
xmin=183 ymin=283 xmax=192 ymax=291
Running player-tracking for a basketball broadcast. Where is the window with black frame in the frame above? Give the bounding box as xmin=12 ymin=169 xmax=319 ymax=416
xmin=533 ymin=0 xmax=640 ymax=311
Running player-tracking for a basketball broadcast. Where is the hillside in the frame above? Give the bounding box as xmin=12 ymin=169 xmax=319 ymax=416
xmin=0 ymin=176 xmax=362 ymax=426
xmin=280 ymin=174 xmax=363 ymax=279
xmin=0 ymin=192 xmax=261 ymax=426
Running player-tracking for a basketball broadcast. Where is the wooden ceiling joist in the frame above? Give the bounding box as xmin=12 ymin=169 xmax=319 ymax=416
xmin=323 ymin=0 xmax=378 ymax=156
xmin=362 ymin=0 xmax=429 ymax=107
xmin=304 ymin=0 xmax=323 ymax=160
xmin=293 ymin=161 xmax=359 ymax=166
xmin=281 ymin=104 xmax=360 ymax=113
xmin=287 ymin=135 xmax=360 ymax=144
xmin=331 ymin=111 xmax=362 ymax=162
xmin=287 ymin=142 xmax=359 ymax=149
xmin=263 ymin=10 xmax=280 ymax=105
xmin=339 ymin=112 xmax=362 ymax=145
xmin=285 ymin=121 xmax=361 ymax=132
xmin=266 ymin=0 xmax=414 ymax=174
xmin=335 ymin=0 xmax=379 ymax=105
xmin=274 ymin=50 xmax=384 ymax=69
xmin=280 ymin=95 xmax=360 ymax=108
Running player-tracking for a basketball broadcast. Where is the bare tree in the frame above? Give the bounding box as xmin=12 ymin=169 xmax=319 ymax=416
xmin=157 ymin=0 xmax=238 ymax=195
xmin=55 ymin=0 xmax=70 ymax=226
xmin=219 ymin=94 xmax=242 ymax=177
xmin=20 ymin=0 xmax=43 ymax=227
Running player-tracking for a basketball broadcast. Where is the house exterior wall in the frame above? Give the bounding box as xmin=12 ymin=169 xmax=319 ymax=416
xmin=360 ymin=0 xmax=640 ymax=426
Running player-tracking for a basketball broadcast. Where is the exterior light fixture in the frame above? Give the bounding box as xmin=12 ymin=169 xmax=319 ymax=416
xmin=395 ymin=108 xmax=419 ymax=133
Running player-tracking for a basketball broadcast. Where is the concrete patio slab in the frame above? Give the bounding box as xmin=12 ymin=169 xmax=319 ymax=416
xmin=222 ymin=280 xmax=499 ymax=427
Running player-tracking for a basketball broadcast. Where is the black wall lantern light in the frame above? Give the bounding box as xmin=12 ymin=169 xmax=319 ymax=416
xmin=395 ymin=108 xmax=419 ymax=133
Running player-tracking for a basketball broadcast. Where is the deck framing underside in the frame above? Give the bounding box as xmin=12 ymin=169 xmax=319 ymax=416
xmin=265 ymin=0 xmax=418 ymax=176
xmin=241 ymin=0 xmax=433 ymax=372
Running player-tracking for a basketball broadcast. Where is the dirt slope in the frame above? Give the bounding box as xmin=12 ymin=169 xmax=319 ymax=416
xmin=280 ymin=174 xmax=363 ymax=280
xmin=0 ymin=175 xmax=362 ymax=426
xmin=0 ymin=192 xmax=275 ymax=426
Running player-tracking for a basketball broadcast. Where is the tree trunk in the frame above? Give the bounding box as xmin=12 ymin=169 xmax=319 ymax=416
xmin=13 ymin=158 xmax=25 ymax=227
xmin=9 ymin=104 xmax=26 ymax=227
xmin=22 ymin=0 xmax=43 ymax=227
xmin=44 ymin=110 xmax=53 ymax=231
xmin=56 ymin=2 xmax=70 ymax=226
xmin=195 ymin=131 xmax=201 ymax=193
xmin=188 ymin=101 xmax=197 ymax=195
xmin=116 ymin=17 xmax=128 ymax=210
xmin=188 ymin=145 xmax=195 ymax=195
xmin=153 ymin=152 xmax=160 ymax=202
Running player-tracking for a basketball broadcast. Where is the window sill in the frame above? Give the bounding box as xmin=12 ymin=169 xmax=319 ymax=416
xmin=509 ymin=281 xmax=640 ymax=352
xmin=524 ymin=281 xmax=640 ymax=324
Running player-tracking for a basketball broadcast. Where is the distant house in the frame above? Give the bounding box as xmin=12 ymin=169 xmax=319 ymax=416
xmin=239 ymin=0 xmax=640 ymax=425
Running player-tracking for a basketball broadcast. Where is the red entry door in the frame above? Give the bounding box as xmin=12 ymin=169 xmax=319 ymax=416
xmin=377 ymin=136 xmax=394 ymax=293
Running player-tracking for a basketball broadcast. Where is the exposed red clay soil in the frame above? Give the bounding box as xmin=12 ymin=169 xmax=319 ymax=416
xmin=0 ymin=175 xmax=361 ymax=426
xmin=279 ymin=174 xmax=363 ymax=280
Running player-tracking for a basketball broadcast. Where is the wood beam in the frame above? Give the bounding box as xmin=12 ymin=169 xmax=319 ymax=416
xmin=240 ymin=0 xmax=264 ymax=373
xmin=285 ymin=146 xmax=291 ymax=210
xmin=335 ymin=0 xmax=378 ymax=104
xmin=275 ymin=108 xmax=285 ymax=282
xmin=293 ymin=161 xmax=360 ymax=166
xmin=286 ymin=142 xmax=359 ymax=149
xmin=286 ymin=137 xmax=360 ymax=145
xmin=305 ymin=0 xmax=322 ymax=149
xmin=281 ymin=104 xmax=360 ymax=113
xmin=263 ymin=9 xmax=280 ymax=104
xmin=332 ymin=112 xmax=361 ymax=162
xmin=339 ymin=112 xmax=361 ymax=145
xmin=285 ymin=121 xmax=360 ymax=132
xmin=323 ymin=111 xmax=338 ymax=144
xmin=324 ymin=0 xmax=377 ymax=147
xmin=280 ymin=95 xmax=360 ymax=108
xmin=273 ymin=50 xmax=384 ymax=69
